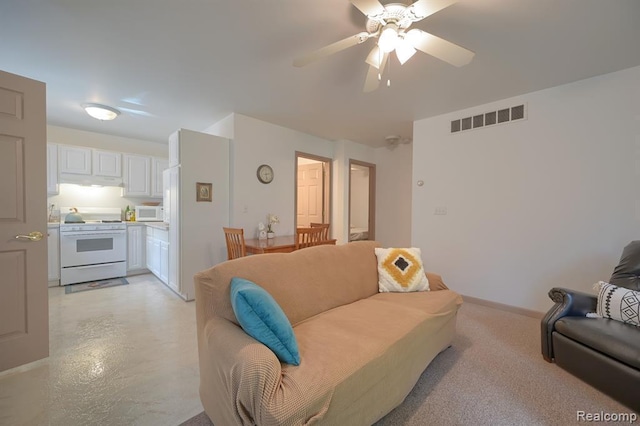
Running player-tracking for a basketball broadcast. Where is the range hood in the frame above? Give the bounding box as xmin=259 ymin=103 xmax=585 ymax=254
xmin=59 ymin=173 xmax=124 ymax=187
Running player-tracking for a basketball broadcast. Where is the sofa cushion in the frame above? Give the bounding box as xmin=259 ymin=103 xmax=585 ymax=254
xmin=375 ymin=247 xmax=429 ymax=292
xmin=554 ymin=316 xmax=640 ymax=369
xmin=595 ymin=281 xmax=640 ymax=326
xmin=230 ymin=277 xmax=300 ymax=365
xmin=284 ymin=289 xmax=462 ymax=423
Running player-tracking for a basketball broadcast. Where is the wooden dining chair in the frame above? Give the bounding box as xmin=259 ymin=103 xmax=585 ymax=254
xmin=223 ymin=227 xmax=246 ymax=260
xmin=310 ymin=222 xmax=330 ymax=240
xmin=295 ymin=227 xmax=325 ymax=250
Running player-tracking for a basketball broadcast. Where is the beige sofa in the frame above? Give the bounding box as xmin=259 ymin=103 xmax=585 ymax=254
xmin=194 ymin=241 xmax=462 ymax=425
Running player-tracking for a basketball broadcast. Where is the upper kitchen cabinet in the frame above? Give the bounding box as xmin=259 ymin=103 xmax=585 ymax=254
xmin=92 ymin=149 xmax=121 ymax=177
xmin=123 ymin=154 xmax=151 ymax=197
xmin=59 ymin=145 xmax=91 ymax=175
xmin=123 ymin=154 xmax=168 ymax=198
xmin=152 ymin=157 xmax=169 ymax=198
xmin=47 ymin=144 xmax=59 ymax=195
xmin=57 ymin=145 xmax=123 ymax=186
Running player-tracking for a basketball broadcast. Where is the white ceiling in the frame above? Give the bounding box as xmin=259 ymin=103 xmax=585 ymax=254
xmin=1 ymin=0 xmax=639 ymax=147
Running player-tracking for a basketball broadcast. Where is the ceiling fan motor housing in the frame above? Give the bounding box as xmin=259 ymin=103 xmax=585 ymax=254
xmin=365 ymin=3 xmax=417 ymax=36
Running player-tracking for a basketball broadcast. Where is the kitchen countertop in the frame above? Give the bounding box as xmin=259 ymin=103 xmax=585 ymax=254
xmin=142 ymin=222 xmax=169 ymax=231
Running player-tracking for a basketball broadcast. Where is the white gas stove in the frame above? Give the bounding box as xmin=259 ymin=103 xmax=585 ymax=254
xmin=59 ymin=207 xmax=127 ymax=285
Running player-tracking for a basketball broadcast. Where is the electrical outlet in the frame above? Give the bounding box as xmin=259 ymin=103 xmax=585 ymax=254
xmin=434 ymin=206 xmax=447 ymax=215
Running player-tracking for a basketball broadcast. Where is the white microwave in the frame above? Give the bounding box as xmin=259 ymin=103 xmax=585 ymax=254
xmin=135 ymin=205 xmax=164 ymax=222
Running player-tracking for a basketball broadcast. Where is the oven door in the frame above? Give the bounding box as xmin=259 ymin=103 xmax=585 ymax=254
xmin=60 ymin=230 xmax=126 ymax=267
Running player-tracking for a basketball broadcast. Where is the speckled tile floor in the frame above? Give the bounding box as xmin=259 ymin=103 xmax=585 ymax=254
xmin=0 ymin=274 xmax=203 ymax=426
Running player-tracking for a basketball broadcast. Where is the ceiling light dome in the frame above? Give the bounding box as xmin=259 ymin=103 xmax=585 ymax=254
xmin=83 ymin=103 xmax=120 ymax=121
xmin=378 ymin=23 xmax=399 ymax=53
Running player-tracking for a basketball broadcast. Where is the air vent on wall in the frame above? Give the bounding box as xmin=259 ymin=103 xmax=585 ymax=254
xmin=450 ymin=103 xmax=527 ymax=134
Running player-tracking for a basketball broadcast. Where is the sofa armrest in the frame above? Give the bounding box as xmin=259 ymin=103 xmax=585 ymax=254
xmin=540 ymin=287 xmax=597 ymax=362
xmin=426 ymin=272 xmax=449 ymax=291
xmin=200 ymin=316 xmax=285 ymax=425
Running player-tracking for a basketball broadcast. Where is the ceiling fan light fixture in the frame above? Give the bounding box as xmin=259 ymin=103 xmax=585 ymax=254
xmin=405 ymin=28 xmax=423 ymax=48
xmin=378 ymin=23 xmax=399 ymax=53
xmin=83 ymin=103 xmax=120 ymax=121
xmin=395 ymin=37 xmax=417 ymax=65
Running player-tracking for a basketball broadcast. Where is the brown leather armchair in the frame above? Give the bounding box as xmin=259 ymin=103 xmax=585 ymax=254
xmin=541 ymin=241 xmax=640 ymax=413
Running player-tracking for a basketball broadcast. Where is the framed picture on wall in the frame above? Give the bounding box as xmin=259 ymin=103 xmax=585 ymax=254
xmin=196 ymin=182 xmax=212 ymax=202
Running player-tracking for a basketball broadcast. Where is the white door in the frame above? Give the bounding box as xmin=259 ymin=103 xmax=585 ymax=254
xmin=297 ymin=162 xmax=324 ymax=227
xmin=0 ymin=70 xmax=48 ymax=372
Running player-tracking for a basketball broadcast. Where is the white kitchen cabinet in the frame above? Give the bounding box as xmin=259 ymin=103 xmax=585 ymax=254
xmin=47 ymin=144 xmax=59 ymax=195
xmin=123 ymin=154 xmax=152 ymax=197
xmin=160 ymin=241 xmax=169 ymax=285
xmin=47 ymin=226 xmax=59 ymax=286
xmin=146 ymin=235 xmax=156 ymax=274
xmin=151 ymin=157 xmax=169 ymax=198
xmin=126 ymin=224 xmax=146 ymax=272
xmin=145 ymin=226 xmax=169 ymax=284
xmin=123 ymin=154 xmax=167 ymax=198
xmin=93 ymin=149 xmax=121 ymax=177
xmin=59 ymin=145 xmax=91 ymax=175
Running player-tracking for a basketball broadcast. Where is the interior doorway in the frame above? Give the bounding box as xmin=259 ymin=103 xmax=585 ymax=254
xmin=349 ymin=160 xmax=376 ymax=242
xmin=295 ymin=153 xmax=331 ymax=231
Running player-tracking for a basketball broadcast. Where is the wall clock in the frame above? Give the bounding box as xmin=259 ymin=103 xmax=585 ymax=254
xmin=257 ymin=164 xmax=274 ymax=184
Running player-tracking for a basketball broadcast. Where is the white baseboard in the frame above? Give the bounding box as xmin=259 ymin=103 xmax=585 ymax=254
xmin=462 ymin=294 xmax=544 ymax=319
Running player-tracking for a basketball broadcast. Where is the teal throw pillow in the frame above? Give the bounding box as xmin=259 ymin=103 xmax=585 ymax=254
xmin=230 ymin=277 xmax=300 ymax=365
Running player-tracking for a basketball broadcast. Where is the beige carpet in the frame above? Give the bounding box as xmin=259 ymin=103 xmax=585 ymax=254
xmin=180 ymin=302 xmax=635 ymax=426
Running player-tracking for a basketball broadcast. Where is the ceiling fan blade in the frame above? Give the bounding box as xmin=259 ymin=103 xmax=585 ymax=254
xmin=363 ymin=65 xmax=380 ymax=93
xmin=409 ymin=0 xmax=457 ymax=20
xmin=293 ymin=32 xmax=370 ymax=67
xmin=363 ymin=53 xmax=388 ymax=92
xmin=406 ymin=29 xmax=474 ymax=67
xmin=350 ymin=0 xmax=385 ymax=17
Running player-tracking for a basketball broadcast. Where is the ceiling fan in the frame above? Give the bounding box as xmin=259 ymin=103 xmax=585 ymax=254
xmin=293 ymin=0 xmax=475 ymax=92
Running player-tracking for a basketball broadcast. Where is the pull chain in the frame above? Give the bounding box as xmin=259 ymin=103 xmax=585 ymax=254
xmin=387 ymin=55 xmax=391 ymax=87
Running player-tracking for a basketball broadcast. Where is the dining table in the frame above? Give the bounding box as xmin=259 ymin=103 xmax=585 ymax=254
xmin=244 ymin=235 xmax=336 ymax=254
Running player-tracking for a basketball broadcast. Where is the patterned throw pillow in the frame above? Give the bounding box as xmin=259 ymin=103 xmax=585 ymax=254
xmin=375 ymin=247 xmax=430 ymax=292
xmin=595 ymin=281 xmax=640 ymax=326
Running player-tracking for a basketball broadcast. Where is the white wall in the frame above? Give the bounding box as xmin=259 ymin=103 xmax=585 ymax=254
xmin=412 ymin=65 xmax=640 ymax=313
xmin=202 ymin=114 xmax=234 ymax=139
xmin=48 ymin=125 xmax=167 ymax=156
xmin=374 ymin=143 xmax=413 ymax=247
xmin=227 ymin=114 xmax=335 ymax=238
xmin=176 ymin=129 xmax=229 ymax=299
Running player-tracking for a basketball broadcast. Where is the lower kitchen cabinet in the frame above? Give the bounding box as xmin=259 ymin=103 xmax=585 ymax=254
xmin=127 ymin=224 xmax=147 ymax=273
xmin=145 ymin=225 xmax=169 ymax=285
xmin=47 ymin=226 xmax=60 ymax=286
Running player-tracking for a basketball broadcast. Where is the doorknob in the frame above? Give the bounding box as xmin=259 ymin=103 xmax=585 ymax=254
xmin=15 ymin=231 xmax=44 ymax=241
